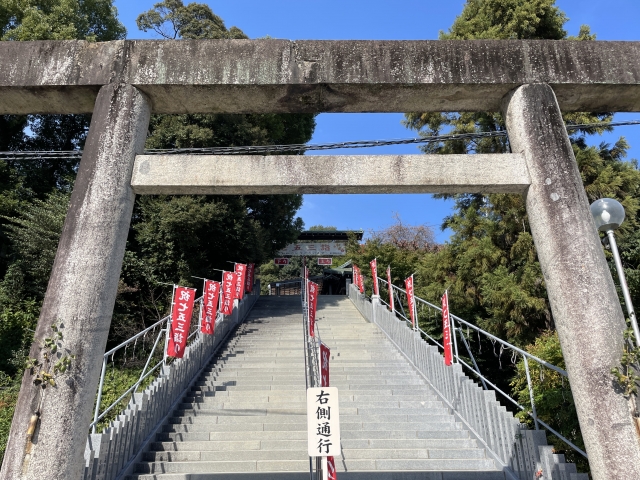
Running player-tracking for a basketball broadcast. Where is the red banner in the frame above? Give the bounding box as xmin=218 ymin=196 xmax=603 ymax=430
xmin=370 ymin=258 xmax=379 ymax=295
xmin=167 ymin=286 xmax=197 ymax=358
xmin=320 ymin=342 xmax=330 ymax=387
xmin=358 ymin=267 xmax=364 ymax=293
xmin=274 ymin=258 xmax=289 ymax=265
xmin=442 ymin=290 xmax=453 ymax=366
xmin=234 ymin=263 xmax=247 ymax=300
xmin=327 ymin=456 xmax=337 ymax=480
xmin=352 ymin=265 xmax=358 ymax=292
xmin=404 ymin=275 xmax=416 ymax=329
xmin=201 ymin=280 xmax=220 ymax=335
xmin=308 ymin=281 xmax=319 ymax=337
xmin=221 ymin=271 xmax=236 ymax=316
xmin=387 ymin=265 xmax=394 ymax=312
xmin=246 ymin=263 xmax=255 ymax=293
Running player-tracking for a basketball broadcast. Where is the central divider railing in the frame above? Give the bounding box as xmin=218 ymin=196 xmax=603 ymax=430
xmin=301 ymin=274 xmax=322 ymax=480
xmin=83 ymin=281 xmax=260 ymax=480
xmin=349 ymin=283 xmax=588 ymax=480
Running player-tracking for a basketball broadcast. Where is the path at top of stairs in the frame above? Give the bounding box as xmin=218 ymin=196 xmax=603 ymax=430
xmin=127 ymin=295 xmax=505 ymax=480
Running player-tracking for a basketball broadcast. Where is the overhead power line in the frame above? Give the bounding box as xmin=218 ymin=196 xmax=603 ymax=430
xmin=1 ymin=119 xmax=639 ymax=161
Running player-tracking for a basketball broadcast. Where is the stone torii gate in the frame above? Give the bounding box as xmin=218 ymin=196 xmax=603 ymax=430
xmin=1 ymin=39 xmax=640 ymax=480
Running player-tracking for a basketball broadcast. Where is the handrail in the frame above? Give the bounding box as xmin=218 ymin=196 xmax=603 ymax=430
xmin=375 ymin=275 xmax=585 ymax=459
xmin=378 ymin=276 xmax=568 ymax=376
xmin=92 ymin=294 xmax=204 ymax=432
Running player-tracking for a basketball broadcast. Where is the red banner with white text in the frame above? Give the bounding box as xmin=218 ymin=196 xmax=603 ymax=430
xmin=320 ymin=342 xmax=330 ymax=387
xmin=221 ymin=271 xmax=236 ymax=316
xmin=234 ymin=263 xmax=247 ymax=300
xmin=442 ymin=290 xmax=453 ymax=366
xmin=387 ymin=265 xmax=394 ymax=312
xmin=201 ymin=280 xmax=220 ymax=335
xmin=358 ymin=267 xmax=364 ymax=293
xmin=167 ymin=286 xmax=197 ymax=358
xmin=352 ymin=266 xmax=359 ymax=292
xmin=245 ymin=263 xmax=255 ymax=293
xmin=404 ymin=275 xmax=416 ymax=329
xmin=370 ymin=258 xmax=379 ymax=295
xmin=308 ymin=281 xmax=319 ymax=337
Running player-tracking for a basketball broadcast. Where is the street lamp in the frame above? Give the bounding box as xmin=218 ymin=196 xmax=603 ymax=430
xmin=590 ymin=198 xmax=640 ymax=346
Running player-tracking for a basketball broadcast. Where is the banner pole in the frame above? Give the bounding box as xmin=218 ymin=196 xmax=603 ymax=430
xmin=163 ymin=284 xmax=176 ymax=365
xmin=448 ymin=290 xmax=459 ymax=363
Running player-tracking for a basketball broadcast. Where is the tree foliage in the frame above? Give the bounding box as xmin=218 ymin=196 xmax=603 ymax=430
xmin=394 ymin=1 xmax=640 ymax=472
xmin=1 ymin=0 xmax=125 ymax=41
xmin=137 ymin=0 xmax=245 ymax=40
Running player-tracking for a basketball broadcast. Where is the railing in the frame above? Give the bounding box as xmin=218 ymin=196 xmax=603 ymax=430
xmin=90 ymin=301 xmax=200 ymax=433
xmin=301 ymin=276 xmax=325 ymax=480
xmin=83 ymin=282 xmax=260 ymax=480
xmin=376 ymin=276 xmax=586 ymax=459
xmin=350 ymin=283 xmax=588 ymax=480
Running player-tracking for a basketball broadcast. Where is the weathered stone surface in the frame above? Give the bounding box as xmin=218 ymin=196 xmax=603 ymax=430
xmin=0 ymin=83 xmax=151 ymax=480
xmin=1 ymin=39 xmax=640 ymax=114
xmin=0 ymin=40 xmax=124 ymax=114
xmin=130 ymin=153 xmax=530 ymax=195
xmin=503 ymin=83 xmax=640 ymax=480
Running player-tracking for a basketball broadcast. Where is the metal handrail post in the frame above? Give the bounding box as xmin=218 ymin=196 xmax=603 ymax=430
xmin=92 ymin=356 xmax=108 ymax=434
xmin=163 ymin=284 xmax=176 ymax=365
xmin=451 ymin=317 xmax=459 ymax=363
xmin=456 ymin=328 xmax=487 ymax=389
xmin=135 ymin=328 xmax=165 ymax=391
xmin=523 ymin=355 xmax=539 ymax=430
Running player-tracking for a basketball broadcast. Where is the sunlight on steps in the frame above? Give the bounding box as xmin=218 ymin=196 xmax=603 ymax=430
xmin=127 ymin=296 xmax=505 ymax=480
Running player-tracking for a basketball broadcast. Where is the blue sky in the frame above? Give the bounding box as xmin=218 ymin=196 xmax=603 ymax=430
xmin=113 ymin=0 xmax=640 ymax=242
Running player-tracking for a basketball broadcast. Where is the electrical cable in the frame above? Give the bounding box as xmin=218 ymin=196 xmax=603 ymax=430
xmin=1 ymin=119 xmax=639 ymax=161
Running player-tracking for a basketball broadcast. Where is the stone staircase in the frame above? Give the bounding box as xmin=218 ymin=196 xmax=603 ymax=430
xmin=127 ymin=295 xmax=506 ymax=479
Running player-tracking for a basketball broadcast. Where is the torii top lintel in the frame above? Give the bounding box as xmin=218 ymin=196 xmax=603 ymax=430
xmin=1 ymin=39 xmax=640 ymax=115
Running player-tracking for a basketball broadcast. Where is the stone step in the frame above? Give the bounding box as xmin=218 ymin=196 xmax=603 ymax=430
xmin=179 ymin=400 xmax=446 ymax=410
xmin=134 ymin=457 xmax=497 ymax=474
xmin=169 ymin=413 xmax=458 ymax=424
xmin=143 ymin=447 xmax=487 ymax=463
xmin=128 ymin=470 xmax=506 ymax=480
xmin=162 ymin=426 xmax=466 ymax=438
xmin=126 ymin=296 xmax=500 ymax=479
xmin=149 ymin=438 xmax=479 ymax=452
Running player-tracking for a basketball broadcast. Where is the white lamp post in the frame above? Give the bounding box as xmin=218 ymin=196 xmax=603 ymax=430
xmin=590 ymin=198 xmax=640 ymax=346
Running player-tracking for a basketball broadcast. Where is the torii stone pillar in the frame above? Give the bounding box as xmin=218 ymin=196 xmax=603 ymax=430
xmin=0 ymin=83 xmax=151 ymax=480
xmin=503 ymin=83 xmax=640 ymax=480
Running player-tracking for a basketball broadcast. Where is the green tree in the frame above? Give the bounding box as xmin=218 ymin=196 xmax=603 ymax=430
xmin=1 ymin=0 xmax=125 ymax=41
xmin=511 ymin=331 xmax=586 ymax=470
xmin=106 ymin=0 xmax=315 ymax=344
xmin=404 ymin=0 xmax=638 ymax=346
xmin=0 ymin=0 xmax=126 ymax=280
xmin=400 ymin=1 xmax=640 ymax=471
xmin=137 ymin=0 xmax=245 ymax=39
